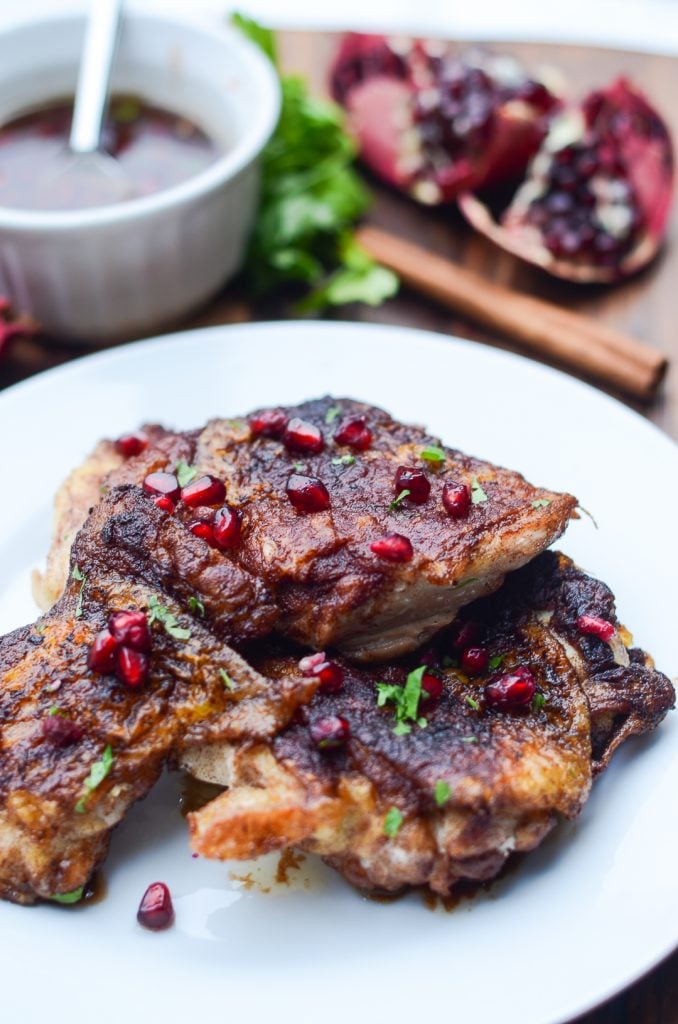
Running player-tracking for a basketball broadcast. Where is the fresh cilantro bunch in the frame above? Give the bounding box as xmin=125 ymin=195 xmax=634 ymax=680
xmin=232 ymin=14 xmax=398 ymax=311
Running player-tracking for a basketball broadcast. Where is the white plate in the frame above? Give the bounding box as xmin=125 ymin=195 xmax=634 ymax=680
xmin=0 ymin=321 xmax=676 ymax=1024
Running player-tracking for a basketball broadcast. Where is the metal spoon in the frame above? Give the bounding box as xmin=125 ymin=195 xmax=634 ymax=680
xmin=43 ymin=0 xmax=133 ymax=208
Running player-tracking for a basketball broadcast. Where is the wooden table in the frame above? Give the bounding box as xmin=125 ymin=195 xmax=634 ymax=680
xmin=1 ymin=31 xmax=676 ymax=1024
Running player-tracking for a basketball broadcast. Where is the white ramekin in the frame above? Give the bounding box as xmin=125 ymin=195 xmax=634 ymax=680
xmin=0 ymin=11 xmax=280 ymax=341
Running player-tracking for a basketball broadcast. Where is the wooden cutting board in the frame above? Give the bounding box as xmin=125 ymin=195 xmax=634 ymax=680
xmin=1 ymin=34 xmax=677 ymax=1023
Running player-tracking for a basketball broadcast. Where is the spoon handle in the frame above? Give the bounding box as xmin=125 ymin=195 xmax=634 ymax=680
xmin=70 ymin=0 xmax=123 ymax=155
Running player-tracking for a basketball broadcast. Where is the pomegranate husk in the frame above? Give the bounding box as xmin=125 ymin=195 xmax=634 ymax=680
xmin=331 ymin=33 xmax=561 ymax=204
xmin=459 ymin=78 xmax=674 ymax=283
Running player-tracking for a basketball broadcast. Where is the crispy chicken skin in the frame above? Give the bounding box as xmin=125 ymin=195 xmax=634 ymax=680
xmin=187 ymin=553 xmax=674 ymax=896
xmin=35 ymin=397 xmax=577 ymax=660
xmin=0 ymin=488 xmax=316 ymax=905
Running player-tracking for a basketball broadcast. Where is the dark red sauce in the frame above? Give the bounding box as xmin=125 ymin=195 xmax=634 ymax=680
xmin=0 ymin=94 xmax=220 ymax=211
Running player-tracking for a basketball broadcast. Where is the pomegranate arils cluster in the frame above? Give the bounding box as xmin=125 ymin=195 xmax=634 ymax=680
xmin=88 ymin=610 xmax=151 ymax=689
xmin=286 ymin=474 xmax=331 ymax=513
xmin=334 ymin=416 xmax=373 ymax=450
xmin=394 ymin=465 xmax=430 ymax=505
xmin=137 ymin=882 xmax=174 ymax=931
xmin=460 ymin=646 xmax=489 ymax=675
xmin=115 ymin=432 xmax=148 ymax=458
xmin=420 ymin=673 xmax=443 ymax=701
xmin=576 ymin=614 xmax=615 ymax=643
xmin=213 ymin=506 xmax=242 ymax=550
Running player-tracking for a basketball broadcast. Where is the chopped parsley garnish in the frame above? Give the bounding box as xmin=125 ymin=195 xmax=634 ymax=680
xmin=176 ymin=461 xmax=199 ymax=488
xmin=489 ymin=654 xmax=504 ymax=670
xmin=49 ymin=886 xmax=85 ymax=905
xmin=75 ymin=744 xmax=113 ymax=814
xmin=376 ymin=666 xmax=427 ymax=735
xmin=332 ymin=454 xmax=355 ymax=467
xmin=532 ymin=692 xmax=547 ymax=711
xmin=465 ymin=696 xmax=480 ymax=711
xmin=219 ymin=669 xmax=235 ymax=692
xmin=47 ymin=705 xmax=63 ymax=717
xmin=388 ymin=488 xmax=411 ymax=512
xmin=461 ymin=736 xmax=478 ymax=745
xmin=383 ymin=806 xmax=404 ymax=838
xmin=434 ymin=780 xmax=452 ymax=807
xmin=417 ymin=717 xmax=428 ymax=728
xmin=471 ymin=477 xmax=488 ymax=505
xmin=325 ymin=405 xmax=341 ymax=424
xmin=419 ymin=445 xmax=446 ymax=463
xmin=72 ymin=564 xmax=86 ymax=618
xmin=147 ymin=596 xmax=191 ymax=641
xmin=188 ymin=596 xmax=205 ymax=618
xmin=292 ymin=461 xmax=305 ymax=472
xmin=224 ymin=417 xmax=247 ymax=431
xmin=531 ymin=499 xmax=551 ymax=509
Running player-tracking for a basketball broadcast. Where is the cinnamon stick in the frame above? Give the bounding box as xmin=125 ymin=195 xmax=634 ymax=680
xmin=357 ymin=225 xmax=667 ymax=400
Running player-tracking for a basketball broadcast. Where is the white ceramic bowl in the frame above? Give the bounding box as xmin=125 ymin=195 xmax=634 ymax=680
xmin=0 ymin=11 xmax=280 ymax=341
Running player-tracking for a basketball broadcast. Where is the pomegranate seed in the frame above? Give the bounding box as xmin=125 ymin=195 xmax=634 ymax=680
xmin=115 ymin=432 xmax=148 ymax=458
xmin=443 ymin=482 xmax=472 ymax=518
xmin=283 ymin=418 xmax=324 ymax=455
xmin=485 ymin=666 xmax=536 ymax=709
xmin=298 ymin=652 xmax=344 ymax=693
xmin=370 ymin=534 xmax=413 ymax=562
xmin=394 ymin=466 xmax=431 ymax=505
xmin=154 ymin=495 xmax=175 ymax=514
xmin=249 ymin=409 xmax=288 ymax=439
xmin=137 ymin=882 xmax=174 ymax=931
xmin=213 ymin=506 xmax=242 ymax=550
xmin=115 ymin=647 xmax=149 ymax=689
xmin=460 ymin=646 xmax=489 ymax=675
xmin=576 ymin=614 xmax=615 ymax=643
xmin=88 ymin=629 xmax=118 ymax=674
xmin=286 ymin=474 xmax=331 ymax=513
xmin=450 ymin=620 xmax=483 ymax=650
xmin=299 ymin=652 xmax=328 ymax=676
xmin=180 ymin=475 xmax=226 ymax=508
xmin=41 ymin=715 xmax=83 ymax=746
xmin=188 ymin=520 xmax=217 ymax=547
xmin=421 ymin=673 xmax=443 ymax=701
xmin=334 ymin=416 xmax=373 ymax=450
xmin=310 ymin=715 xmax=350 ymax=749
xmin=143 ymin=471 xmax=180 ymax=502
xmin=109 ymin=611 xmax=151 ymax=652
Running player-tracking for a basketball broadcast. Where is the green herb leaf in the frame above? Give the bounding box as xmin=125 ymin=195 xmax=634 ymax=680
xmin=465 ymin=696 xmax=480 ymax=711
xmin=461 ymin=736 xmax=478 ymax=745
xmin=176 ymin=461 xmax=199 ymax=488
xmin=471 ymin=477 xmax=488 ymax=505
xmin=231 ymin=12 xmax=278 ymax=64
xmin=383 ymin=806 xmax=404 ymax=838
xmin=188 ymin=596 xmax=205 ymax=618
xmin=332 ymin=454 xmax=355 ymax=467
xmin=434 ymin=780 xmax=451 ymax=807
xmin=231 ymin=17 xmax=398 ymax=312
xmin=532 ymin=692 xmax=547 ymax=711
xmin=531 ymin=499 xmax=551 ymax=509
xmin=219 ymin=669 xmax=235 ymax=692
xmin=376 ymin=666 xmax=427 ymax=735
xmin=419 ymin=446 xmax=446 ymax=463
xmin=292 ymin=461 xmax=305 ymax=472
xmin=388 ymin=488 xmax=411 ymax=512
xmin=324 ymin=404 xmax=341 ymax=424
xmin=489 ymin=654 xmax=504 ymax=670
xmin=49 ymin=886 xmax=85 ymax=905
xmin=72 ymin=564 xmax=86 ymax=618
xmin=47 ymin=705 xmax=62 ymax=717
xmin=147 ymin=596 xmax=191 ymax=641
xmin=417 ymin=717 xmax=428 ymax=729
xmin=76 ymin=744 xmax=113 ymax=813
